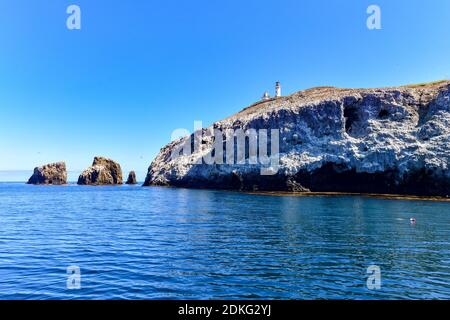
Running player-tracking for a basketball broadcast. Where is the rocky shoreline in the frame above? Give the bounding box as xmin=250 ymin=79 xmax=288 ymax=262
xmin=245 ymin=190 xmax=450 ymax=202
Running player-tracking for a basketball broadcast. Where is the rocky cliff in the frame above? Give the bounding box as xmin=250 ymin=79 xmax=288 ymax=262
xmin=27 ymin=162 xmax=67 ymax=185
xmin=144 ymin=81 xmax=450 ymax=197
xmin=78 ymin=157 xmax=123 ymax=185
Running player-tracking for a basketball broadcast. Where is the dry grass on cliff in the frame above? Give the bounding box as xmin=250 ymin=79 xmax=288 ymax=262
xmin=402 ymin=79 xmax=449 ymax=89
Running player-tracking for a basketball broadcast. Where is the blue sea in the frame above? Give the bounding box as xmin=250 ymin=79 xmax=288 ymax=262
xmin=0 ymin=182 xmax=449 ymax=300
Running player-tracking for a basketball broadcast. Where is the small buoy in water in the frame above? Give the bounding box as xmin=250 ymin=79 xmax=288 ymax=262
xmin=410 ymin=218 xmax=416 ymax=224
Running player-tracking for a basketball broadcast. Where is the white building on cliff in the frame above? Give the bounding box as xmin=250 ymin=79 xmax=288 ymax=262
xmin=261 ymin=82 xmax=282 ymax=101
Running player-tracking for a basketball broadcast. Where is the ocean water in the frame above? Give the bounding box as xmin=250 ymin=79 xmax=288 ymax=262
xmin=0 ymin=182 xmax=449 ymax=300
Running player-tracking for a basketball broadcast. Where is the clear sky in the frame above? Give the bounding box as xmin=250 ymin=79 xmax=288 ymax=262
xmin=0 ymin=0 xmax=449 ymax=175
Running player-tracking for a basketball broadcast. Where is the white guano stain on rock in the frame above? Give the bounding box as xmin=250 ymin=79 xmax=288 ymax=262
xmin=144 ymin=81 xmax=450 ymax=196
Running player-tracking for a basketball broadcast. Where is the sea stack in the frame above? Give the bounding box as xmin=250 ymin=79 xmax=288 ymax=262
xmin=126 ymin=171 xmax=137 ymax=185
xmin=77 ymin=156 xmax=123 ymax=185
xmin=27 ymin=162 xmax=67 ymax=185
xmin=143 ymin=81 xmax=450 ymax=197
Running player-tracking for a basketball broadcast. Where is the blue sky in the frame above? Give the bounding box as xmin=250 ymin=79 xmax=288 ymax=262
xmin=0 ymin=0 xmax=449 ymax=176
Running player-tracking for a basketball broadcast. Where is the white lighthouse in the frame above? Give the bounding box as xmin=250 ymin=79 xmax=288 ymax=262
xmin=275 ymin=81 xmax=281 ymax=98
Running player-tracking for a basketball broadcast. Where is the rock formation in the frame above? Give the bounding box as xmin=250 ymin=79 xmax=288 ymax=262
xmin=27 ymin=162 xmax=67 ymax=185
xmin=144 ymin=81 xmax=450 ymax=197
xmin=126 ymin=171 xmax=137 ymax=184
xmin=78 ymin=157 xmax=123 ymax=185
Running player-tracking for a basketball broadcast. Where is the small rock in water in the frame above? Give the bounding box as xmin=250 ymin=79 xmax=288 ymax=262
xmin=27 ymin=162 xmax=67 ymax=185
xmin=78 ymin=156 xmax=123 ymax=185
xmin=126 ymin=171 xmax=137 ymax=185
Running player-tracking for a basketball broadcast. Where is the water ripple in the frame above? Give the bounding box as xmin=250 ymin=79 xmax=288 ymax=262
xmin=0 ymin=183 xmax=449 ymax=299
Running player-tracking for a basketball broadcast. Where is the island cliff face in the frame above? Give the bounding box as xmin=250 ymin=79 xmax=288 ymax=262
xmin=144 ymin=81 xmax=450 ymax=197
xmin=27 ymin=162 xmax=67 ymax=185
xmin=78 ymin=157 xmax=123 ymax=185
